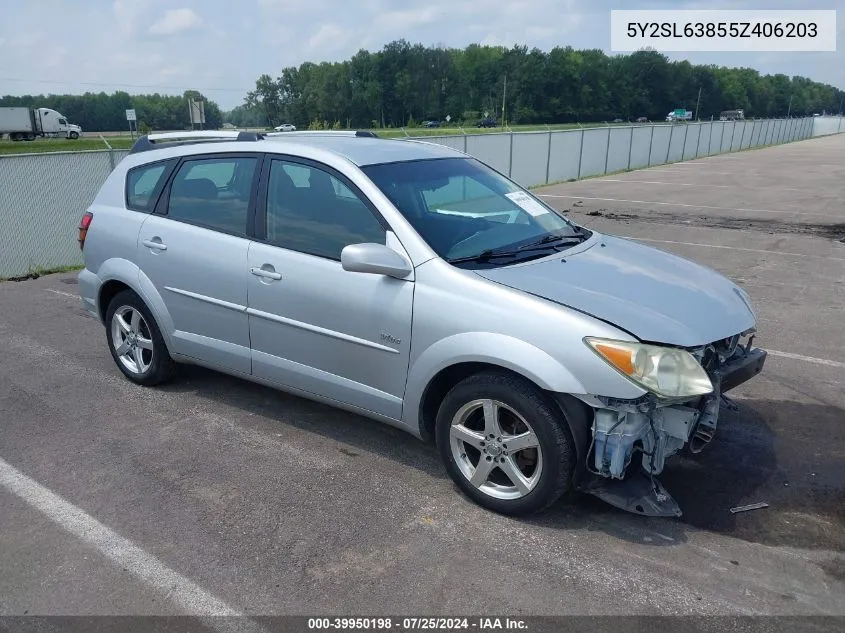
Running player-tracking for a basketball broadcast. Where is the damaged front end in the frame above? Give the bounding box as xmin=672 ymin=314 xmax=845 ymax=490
xmin=577 ymin=331 xmax=767 ymax=518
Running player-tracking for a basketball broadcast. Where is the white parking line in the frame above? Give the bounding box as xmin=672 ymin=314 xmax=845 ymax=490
xmin=538 ymin=194 xmax=830 ymax=218
xmin=596 ymin=179 xmax=806 ymax=192
xmin=45 ymin=289 xmax=79 ymax=299
xmin=645 ymin=168 xmax=748 ymax=176
xmin=627 ymin=237 xmax=845 ymax=262
xmin=767 ymin=350 xmax=845 ymax=369
xmin=0 ymin=457 xmax=264 ymax=631
xmin=598 ymin=178 xmax=734 ymax=188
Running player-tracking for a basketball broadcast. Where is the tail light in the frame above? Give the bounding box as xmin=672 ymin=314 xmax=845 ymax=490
xmin=78 ymin=211 xmax=93 ymax=250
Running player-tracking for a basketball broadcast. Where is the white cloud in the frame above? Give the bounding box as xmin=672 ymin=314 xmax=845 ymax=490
xmin=157 ymin=63 xmax=193 ymax=79
xmin=6 ymin=31 xmax=68 ymax=70
xmin=149 ymin=8 xmax=204 ymax=35
xmin=307 ymin=24 xmax=353 ymax=53
xmin=525 ymin=26 xmax=560 ymax=39
xmin=113 ymin=0 xmax=148 ymax=36
xmin=480 ymin=33 xmax=509 ymax=47
xmin=375 ymin=7 xmax=441 ymax=31
xmin=258 ymin=0 xmax=328 ymax=13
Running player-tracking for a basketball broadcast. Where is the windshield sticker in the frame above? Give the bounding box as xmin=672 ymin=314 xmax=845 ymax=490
xmin=505 ymin=191 xmax=549 ymax=217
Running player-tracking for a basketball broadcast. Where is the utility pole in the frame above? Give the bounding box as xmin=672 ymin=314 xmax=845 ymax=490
xmin=501 ymin=73 xmax=507 ymax=126
xmin=695 ymin=86 xmax=702 ymax=121
xmin=787 ymin=95 xmax=793 ymax=118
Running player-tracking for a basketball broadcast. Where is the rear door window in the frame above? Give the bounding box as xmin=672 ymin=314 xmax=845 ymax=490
xmin=126 ymin=160 xmax=175 ymax=212
xmin=165 ymin=156 xmax=259 ymax=236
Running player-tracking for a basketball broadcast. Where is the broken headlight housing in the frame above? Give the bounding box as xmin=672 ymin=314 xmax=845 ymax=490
xmin=584 ymin=337 xmax=714 ymax=400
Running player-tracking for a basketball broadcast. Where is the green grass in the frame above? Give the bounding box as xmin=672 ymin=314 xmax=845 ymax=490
xmin=0 ymin=136 xmax=135 ymax=154
xmin=0 ymin=264 xmax=82 ymax=282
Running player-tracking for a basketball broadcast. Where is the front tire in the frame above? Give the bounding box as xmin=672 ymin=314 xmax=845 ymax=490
xmin=68 ymin=131 xmax=79 ymax=139
xmin=105 ymin=289 xmax=175 ymax=386
xmin=435 ymin=371 xmax=575 ymax=515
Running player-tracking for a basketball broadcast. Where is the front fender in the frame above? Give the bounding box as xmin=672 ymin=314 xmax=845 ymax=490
xmin=95 ymin=258 xmax=176 ymax=353
xmin=402 ymin=332 xmax=588 ymax=432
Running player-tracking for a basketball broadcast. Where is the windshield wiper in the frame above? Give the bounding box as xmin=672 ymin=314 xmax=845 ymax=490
xmin=447 ymin=237 xmax=583 ymax=265
xmin=447 ymin=229 xmax=591 ymax=265
xmin=514 ymin=233 xmax=585 ymax=251
xmin=446 ymin=249 xmax=516 ymax=264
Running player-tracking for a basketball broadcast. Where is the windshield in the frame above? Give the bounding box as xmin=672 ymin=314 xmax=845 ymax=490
xmin=361 ymin=157 xmax=586 ymax=266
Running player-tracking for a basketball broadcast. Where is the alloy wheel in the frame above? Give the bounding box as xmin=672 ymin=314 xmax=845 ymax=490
xmin=110 ymin=305 xmax=154 ymax=375
xmin=449 ymin=399 xmax=543 ymax=500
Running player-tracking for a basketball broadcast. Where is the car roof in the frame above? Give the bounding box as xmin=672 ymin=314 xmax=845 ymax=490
xmin=127 ymin=132 xmax=467 ymax=168
xmin=262 ymin=135 xmax=465 ymax=166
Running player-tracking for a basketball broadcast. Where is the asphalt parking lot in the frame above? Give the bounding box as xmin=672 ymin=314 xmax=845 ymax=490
xmin=0 ymin=132 xmax=843 ymax=624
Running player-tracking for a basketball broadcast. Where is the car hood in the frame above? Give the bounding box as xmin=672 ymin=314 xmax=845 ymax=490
xmin=474 ymin=234 xmax=756 ymax=347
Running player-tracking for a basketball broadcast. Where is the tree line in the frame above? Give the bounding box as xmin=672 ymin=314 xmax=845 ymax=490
xmin=237 ymin=42 xmax=843 ymax=129
xmin=1 ymin=43 xmax=841 ymax=132
xmin=0 ymin=90 xmax=222 ymax=132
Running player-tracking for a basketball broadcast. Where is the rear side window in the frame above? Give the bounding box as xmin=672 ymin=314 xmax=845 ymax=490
xmin=126 ymin=160 xmax=173 ymax=212
xmin=166 ymin=156 xmax=258 ymax=236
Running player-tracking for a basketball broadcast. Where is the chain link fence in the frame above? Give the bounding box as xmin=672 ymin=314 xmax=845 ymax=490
xmin=414 ymin=117 xmax=821 ymax=187
xmin=0 ymin=149 xmax=129 ymax=278
xmin=1 ymin=116 xmax=841 ymax=279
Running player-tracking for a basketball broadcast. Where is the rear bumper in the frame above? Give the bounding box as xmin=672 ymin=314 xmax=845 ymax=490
xmin=77 ymin=268 xmax=101 ymax=323
xmin=714 ymin=347 xmax=767 ymax=393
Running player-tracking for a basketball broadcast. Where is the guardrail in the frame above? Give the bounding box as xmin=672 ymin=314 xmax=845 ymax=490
xmin=1 ymin=116 xmax=842 ymax=279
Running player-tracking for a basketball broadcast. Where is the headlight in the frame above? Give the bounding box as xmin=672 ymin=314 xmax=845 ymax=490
xmin=584 ymin=337 xmax=713 ymax=399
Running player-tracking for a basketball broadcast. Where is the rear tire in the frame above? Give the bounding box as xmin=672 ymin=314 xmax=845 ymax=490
xmin=105 ymin=289 xmax=175 ymax=386
xmin=435 ymin=371 xmax=575 ymax=515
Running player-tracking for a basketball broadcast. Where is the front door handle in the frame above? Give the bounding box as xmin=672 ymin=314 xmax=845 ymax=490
xmin=250 ymin=266 xmax=282 ymax=281
xmin=142 ymin=238 xmax=167 ymax=251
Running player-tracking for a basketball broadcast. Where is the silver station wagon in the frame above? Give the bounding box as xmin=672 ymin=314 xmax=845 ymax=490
xmin=78 ymin=130 xmax=766 ymax=517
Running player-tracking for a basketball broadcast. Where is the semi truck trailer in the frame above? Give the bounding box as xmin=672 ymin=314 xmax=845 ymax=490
xmin=0 ymin=107 xmax=82 ymax=140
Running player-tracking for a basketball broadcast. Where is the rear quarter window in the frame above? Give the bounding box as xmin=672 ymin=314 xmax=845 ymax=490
xmin=126 ymin=160 xmax=175 ymax=212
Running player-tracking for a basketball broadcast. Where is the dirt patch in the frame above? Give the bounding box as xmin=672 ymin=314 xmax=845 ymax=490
xmin=1 ymin=272 xmax=42 ymax=283
xmin=586 ymin=209 xmax=640 ymax=220
xmin=571 ymin=207 xmax=845 ymax=241
xmin=821 ymin=559 xmax=845 ymax=583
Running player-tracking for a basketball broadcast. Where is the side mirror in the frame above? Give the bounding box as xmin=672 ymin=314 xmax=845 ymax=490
xmin=341 ymin=243 xmax=413 ymax=279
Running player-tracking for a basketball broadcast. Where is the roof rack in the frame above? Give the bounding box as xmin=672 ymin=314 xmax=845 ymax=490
xmin=263 ymin=130 xmax=379 ymax=138
xmin=129 ymin=130 xmax=263 ymax=154
xmin=128 ymin=129 xmax=380 ymax=154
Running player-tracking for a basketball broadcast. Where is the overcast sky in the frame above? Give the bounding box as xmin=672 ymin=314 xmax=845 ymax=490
xmin=0 ymin=0 xmax=842 ymax=110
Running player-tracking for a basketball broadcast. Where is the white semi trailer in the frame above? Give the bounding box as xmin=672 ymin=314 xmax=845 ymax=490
xmin=0 ymin=107 xmax=82 ymax=140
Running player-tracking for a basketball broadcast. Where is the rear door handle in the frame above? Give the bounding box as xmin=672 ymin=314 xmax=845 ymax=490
xmin=142 ymin=239 xmax=167 ymax=251
xmin=250 ymin=266 xmax=282 ymax=281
